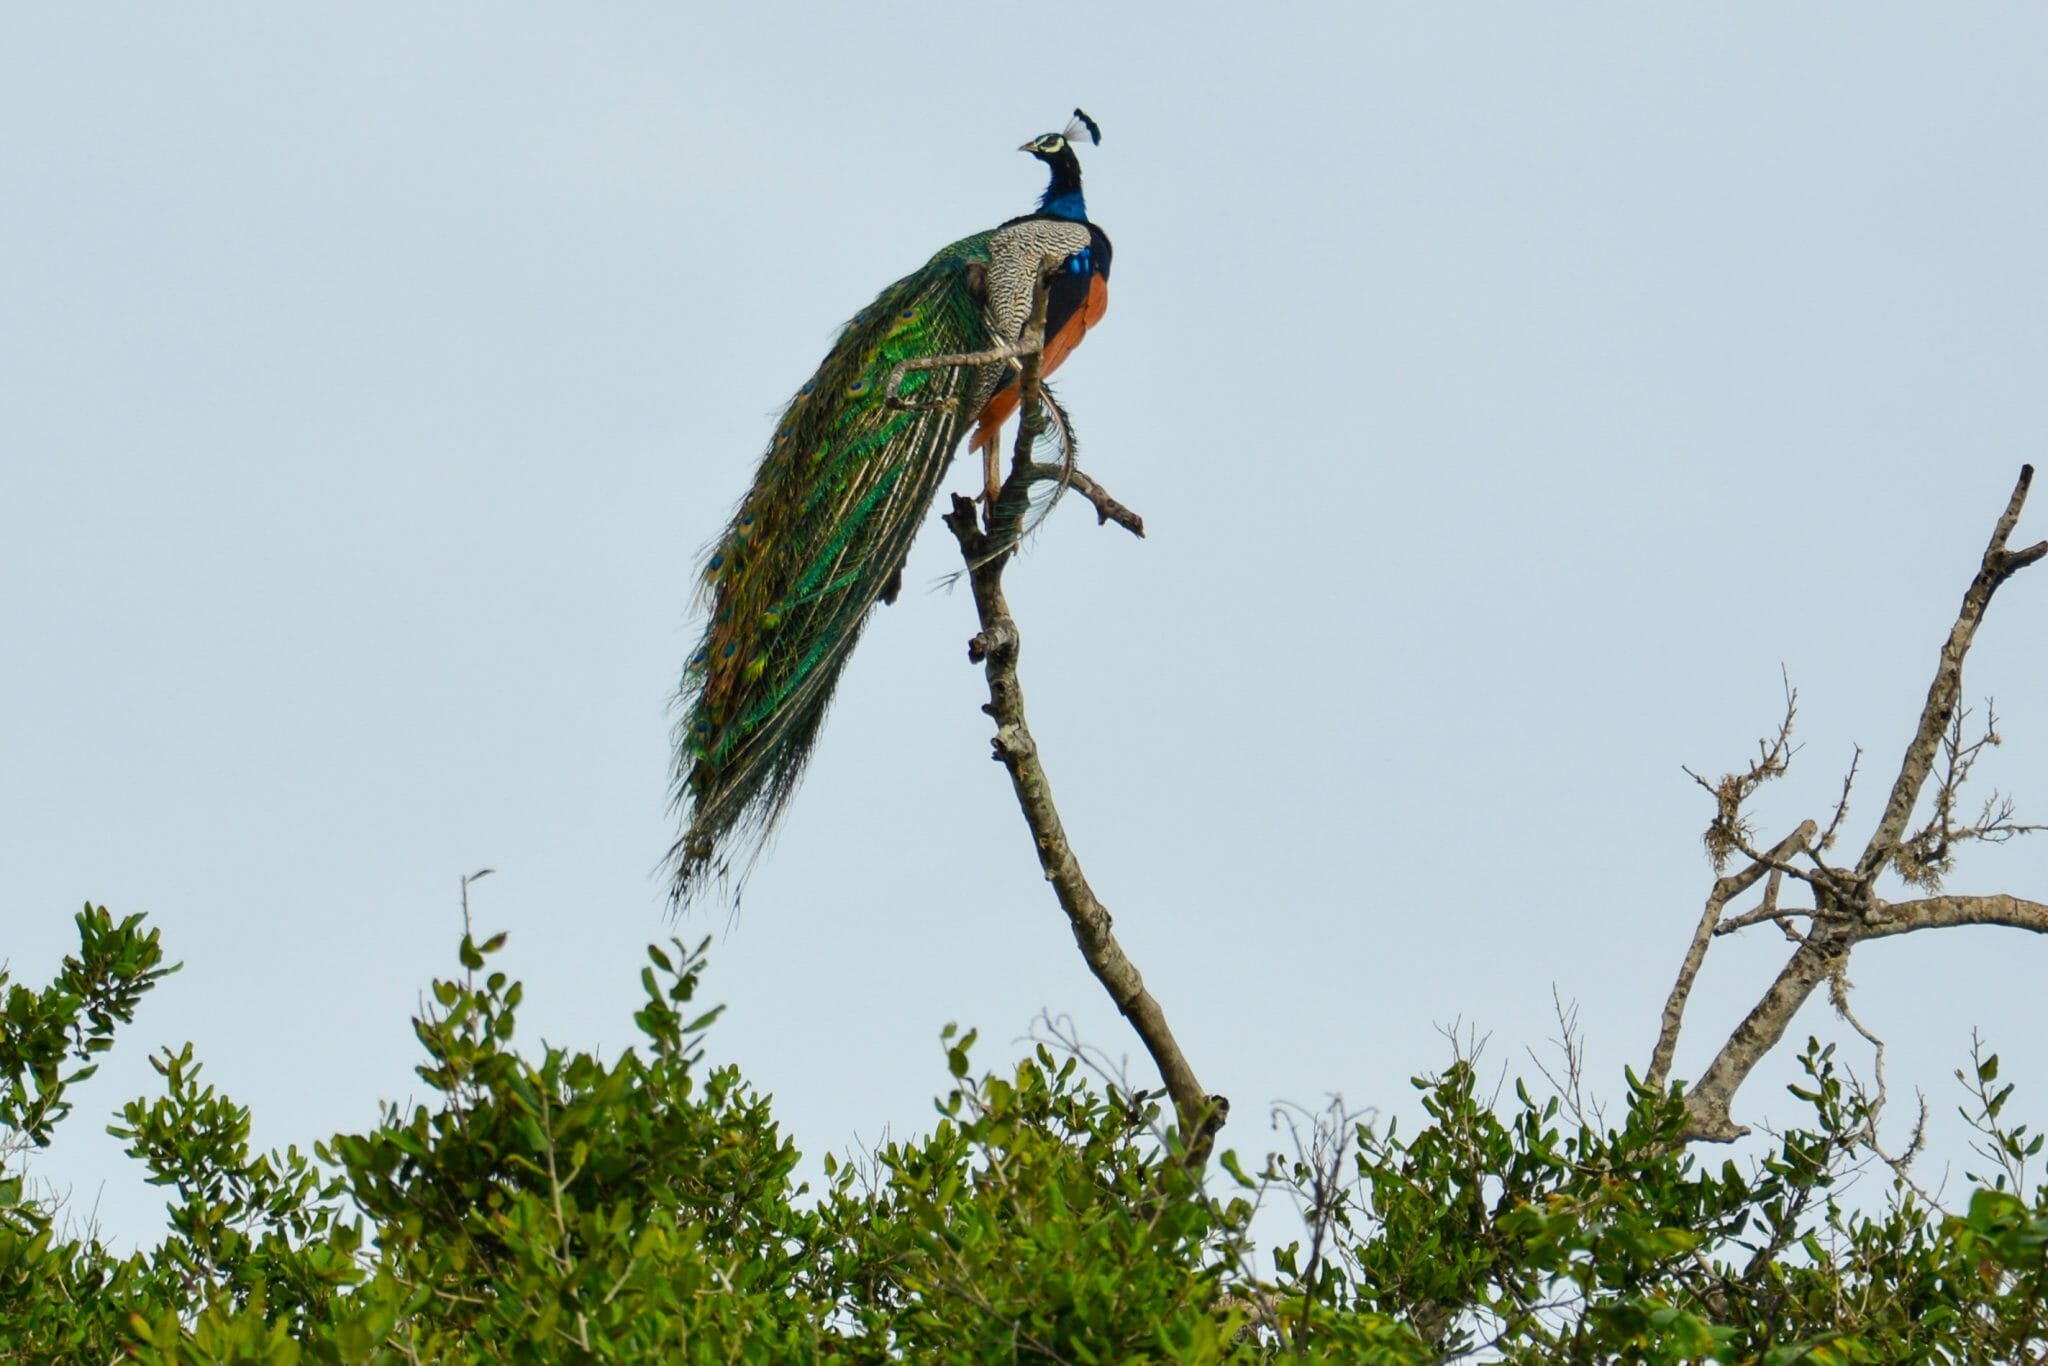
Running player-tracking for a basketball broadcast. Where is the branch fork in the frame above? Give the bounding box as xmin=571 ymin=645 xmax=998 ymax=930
xmin=1653 ymin=466 xmax=2048 ymax=1142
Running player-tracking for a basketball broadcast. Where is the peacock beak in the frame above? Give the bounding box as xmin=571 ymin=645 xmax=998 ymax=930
xmin=1018 ymin=141 xmax=1036 ymax=153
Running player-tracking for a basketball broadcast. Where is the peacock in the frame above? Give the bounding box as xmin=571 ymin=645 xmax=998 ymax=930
xmin=671 ymin=110 xmax=1113 ymax=906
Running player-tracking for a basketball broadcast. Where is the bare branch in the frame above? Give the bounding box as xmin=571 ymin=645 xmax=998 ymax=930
xmin=1721 ymin=819 xmax=1840 ymax=897
xmin=1857 ymin=466 xmax=2046 ymax=883
xmin=1860 ymin=893 xmax=2048 ymax=938
xmin=1675 ymin=468 xmax=2043 ymax=1142
xmin=941 ymin=266 xmax=1222 ymax=1166
xmin=1688 ymin=929 xmax=1859 ymax=1143
xmin=1686 ymin=890 xmax=2048 ymax=1141
xmin=1712 ymin=900 xmax=1815 ymax=939
xmin=1648 ymin=821 xmax=1816 ymax=1093
xmin=1018 ymin=462 xmax=1146 ymax=536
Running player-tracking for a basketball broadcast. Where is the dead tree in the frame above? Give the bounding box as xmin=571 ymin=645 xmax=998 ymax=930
xmin=1649 ymin=465 xmax=2048 ymax=1142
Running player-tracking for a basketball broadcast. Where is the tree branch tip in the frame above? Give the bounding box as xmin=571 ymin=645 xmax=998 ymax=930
xmin=1104 ymin=508 xmax=1146 ymax=537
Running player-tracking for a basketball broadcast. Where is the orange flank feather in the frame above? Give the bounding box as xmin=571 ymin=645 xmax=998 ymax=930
xmin=970 ymin=273 xmax=1110 ymax=454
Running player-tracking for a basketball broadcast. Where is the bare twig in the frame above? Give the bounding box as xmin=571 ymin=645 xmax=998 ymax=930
xmin=1684 ymin=671 xmax=1799 ymax=874
xmin=1816 ymin=746 xmax=1862 ymax=853
xmin=1018 ymin=461 xmax=1146 ymax=536
xmin=1529 ymin=989 xmax=1600 ymax=1130
xmin=1712 ymin=899 xmax=1817 ymax=940
xmin=1265 ymin=1097 xmax=1357 ymax=1353
xmin=1030 ymin=1011 xmax=1175 ymax=1150
xmin=1828 ymin=970 xmax=1936 ymax=1202
xmin=1894 ymin=700 xmax=2048 ymax=890
xmin=939 ymin=265 xmax=1221 ymax=1165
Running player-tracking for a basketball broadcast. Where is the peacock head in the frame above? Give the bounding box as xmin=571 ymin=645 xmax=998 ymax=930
xmin=1020 ymin=108 xmax=1101 ymax=160
xmin=1023 ymin=109 xmax=1100 ymax=220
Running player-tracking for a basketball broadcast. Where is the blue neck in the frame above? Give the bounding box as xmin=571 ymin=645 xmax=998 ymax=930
xmin=1038 ymin=188 xmax=1088 ymax=221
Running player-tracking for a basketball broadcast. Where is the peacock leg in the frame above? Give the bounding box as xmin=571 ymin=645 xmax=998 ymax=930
xmin=982 ymin=439 xmax=1002 ymax=507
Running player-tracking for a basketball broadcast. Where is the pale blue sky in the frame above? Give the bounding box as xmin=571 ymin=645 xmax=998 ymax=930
xmin=7 ymin=6 xmax=2048 ymax=1249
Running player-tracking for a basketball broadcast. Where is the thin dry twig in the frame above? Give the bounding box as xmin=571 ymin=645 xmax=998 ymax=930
xmin=1816 ymin=746 xmax=1863 ymax=853
xmin=1529 ymin=989 xmax=1602 ymax=1130
xmin=1894 ymin=700 xmax=2048 ymax=891
xmin=1018 ymin=461 xmax=1146 ymax=536
xmin=1683 ymin=670 xmax=1800 ymax=874
xmin=1827 ymin=969 xmax=1936 ymax=1203
xmin=1713 ymin=893 xmax=1817 ymax=940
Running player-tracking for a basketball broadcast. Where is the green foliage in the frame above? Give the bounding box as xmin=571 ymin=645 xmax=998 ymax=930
xmin=1249 ymin=1040 xmax=2048 ymax=1360
xmin=1 ymin=905 xmax=175 ymax=1148
xmin=3 ymin=907 xmax=2046 ymax=1362
xmin=814 ymin=1028 xmax=1247 ymax=1361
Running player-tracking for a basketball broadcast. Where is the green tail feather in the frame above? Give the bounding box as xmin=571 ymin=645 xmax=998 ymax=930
xmin=671 ymin=232 xmax=1003 ymax=905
